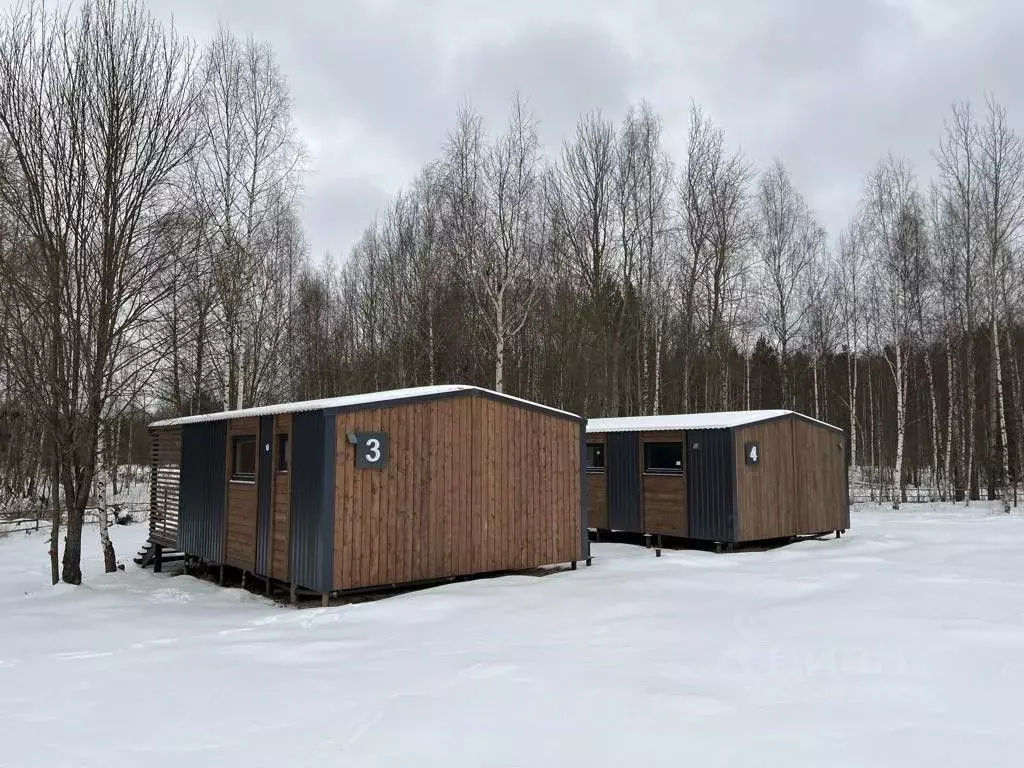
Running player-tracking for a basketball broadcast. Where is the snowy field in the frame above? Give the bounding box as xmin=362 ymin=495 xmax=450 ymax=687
xmin=2 ymin=503 xmax=1023 ymax=767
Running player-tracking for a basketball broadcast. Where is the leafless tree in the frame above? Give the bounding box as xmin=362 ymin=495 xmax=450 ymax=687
xmin=934 ymin=101 xmax=982 ymax=501
xmin=548 ymin=109 xmax=617 ymax=412
xmin=0 ymin=0 xmax=201 ymax=582
xmin=975 ymin=95 xmax=1024 ymax=511
xmin=616 ymin=100 xmax=673 ymax=414
xmin=862 ymin=155 xmax=925 ymax=509
xmin=754 ymin=159 xmax=827 ymax=408
xmin=191 ymin=24 xmax=305 ymax=411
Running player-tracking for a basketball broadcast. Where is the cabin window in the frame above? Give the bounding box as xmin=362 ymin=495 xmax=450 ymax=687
xmin=231 ymin=435 xmax=256 ymax=481
xmin=586 ymin=443 xmax=605 ymax=472
xmin=644 ymin=441 xmax=683 ymax=474
xmin=277 ymin=433 xmax=289 ymax=472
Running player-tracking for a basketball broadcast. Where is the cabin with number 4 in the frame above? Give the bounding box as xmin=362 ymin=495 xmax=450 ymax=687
xmin=147 ymin=385 xmax=590 ymax=603
xmin=584 ymin=410 xmax=849 ymax=548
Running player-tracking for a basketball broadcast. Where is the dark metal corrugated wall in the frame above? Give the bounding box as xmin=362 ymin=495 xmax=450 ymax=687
xmin=255 ymin=415 xmax=273 ymax=575
xmin=686 ymin=428 xmax=736 ymax=542
xmin=606 ymin=431 xmax=642 ymax=532
xmin=289 ymin=409 xmax=337 ymax=592
xmin=579 ymin=419 xmax=590 ymax=560
xmin=177 ymin=421 xmax=227 ymax=561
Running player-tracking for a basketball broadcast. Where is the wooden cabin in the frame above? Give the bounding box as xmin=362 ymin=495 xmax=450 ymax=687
xmin=147 ymin=385 xmax=590 ymax=602
xmin=585 ymin=410 xmax=848 ymax=547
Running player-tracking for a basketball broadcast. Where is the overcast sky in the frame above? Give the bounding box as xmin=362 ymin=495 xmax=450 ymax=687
xmin=138 ymin=0 xmax=1023 ymax=265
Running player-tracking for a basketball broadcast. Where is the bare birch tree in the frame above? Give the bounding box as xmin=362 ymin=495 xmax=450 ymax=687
xmin=450 ymin=95 xmax=548 ymax=392
xmin=754 ymin=159 xmax=826 ymax=408
xmin=192 ymin=24 xmax=305 ymax=411
xmin=0 ymin=0 xmax=201 ymax=582
xmin=934 ymin=101 xmax=982 ymax=501
xmin=862 ymin=155 xmax=924 ymax=509
xmin=976 ymin=95 xmax=1024 ymax=512
xmin=548 ymin=109 xmax=617 ymax=411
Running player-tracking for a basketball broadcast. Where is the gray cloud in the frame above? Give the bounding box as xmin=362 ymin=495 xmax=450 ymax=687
xmin=107 ymin=0 xmax=1024 ymax=257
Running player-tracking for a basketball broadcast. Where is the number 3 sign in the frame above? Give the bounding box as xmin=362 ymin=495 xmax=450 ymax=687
xmin=354 ymin=432 xmax=389 ymax=469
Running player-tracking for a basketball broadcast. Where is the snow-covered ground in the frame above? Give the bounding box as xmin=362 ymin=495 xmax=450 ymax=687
xmin=2 ymin=503 xmax=1023 ymax=767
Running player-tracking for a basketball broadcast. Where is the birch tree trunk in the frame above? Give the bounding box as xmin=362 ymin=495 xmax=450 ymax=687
xmin=812 ymin=354 xmax=820 ymax=419
xmin=653 ymin=323 xmax=663 ymax=415
xmin=48 ymin=455 xmax=61 ymax=586
xmin=494 ymin=287 xmax=506 ymax=393
xmin=848 ymin=350 xmax=858 ymax=469
xmin=893 ymin=343 xmax=906 ymax=510
xmin=992 ymin=318 xmax=1011 ymax=512
xmin=943 ymin=331 xmax=956 ymax=502
xmin=97 ymin=428 xmax=116 ymax=573
xmin=923 ymin=349 xmax=940 ymax=501
xmin=1007 ymin=329 xmax=1024 ymax=507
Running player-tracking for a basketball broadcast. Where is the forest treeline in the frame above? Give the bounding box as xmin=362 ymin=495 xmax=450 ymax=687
xmin=0 ymin=0 xmax=1021 ymax=583
xmin=291 ymin=93 xmax=1024 ymax=514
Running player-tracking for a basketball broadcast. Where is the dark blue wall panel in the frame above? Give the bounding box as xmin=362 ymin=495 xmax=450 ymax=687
xmin=177 ymin=422 xmax=227 ymax=561
xmin=686 ymin=428 xmax=736 ymax=542
xmin=289 ymin=409 xmax=336 ymax=592
xmin=606 ymin=432 xmax=642 ymax=532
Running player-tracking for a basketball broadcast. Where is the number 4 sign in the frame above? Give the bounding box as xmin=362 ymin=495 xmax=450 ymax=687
xmin=744 ymin=441 xmax=760 ymax=466
xmin=354 ymin=432 xmax=389 ymax=469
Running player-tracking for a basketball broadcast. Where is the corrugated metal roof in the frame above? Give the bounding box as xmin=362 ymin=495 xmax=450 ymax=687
xmin=149 ymin=384 xmax=580 ymax=427
xmin=586 ymin=409 xmax=838 ymax=433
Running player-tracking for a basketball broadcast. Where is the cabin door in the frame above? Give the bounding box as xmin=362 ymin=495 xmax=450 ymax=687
xmin=255 ymin=415 xmax=274 ymax=574
xmin=605 ymin=432 xmax=642 ymax=532
xmin=686 ymin=429 xmax=736 ymax=542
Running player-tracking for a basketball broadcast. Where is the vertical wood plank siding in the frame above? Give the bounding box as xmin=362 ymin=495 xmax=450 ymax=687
xmin=586 ymin=473 xmax=608 ymax=529
xmin=224 ymin=417 xmax=259 ymax=570
xmin=734 ymin=416 xmax=847 ymax=541
xmin=148 ymin=427 xmax=181 ymax=547
xmin=332 ymin=392 xmax=582 ymax=591
xmin=791 ymin=418 xmax=849 ymax=533
xmin=270 ymin=414 xmax=292 ymax=581
xmin=733 ymin=419 xmax=796 ymax=541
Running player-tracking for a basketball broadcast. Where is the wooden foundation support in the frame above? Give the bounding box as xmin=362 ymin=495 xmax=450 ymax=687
xmin=289 ymin=582 xmax=297 ymax=606
xmin=153 ymin=544 xmax=163 ymax=574
xmin=321 ymin=593 xmax=329 ymax=608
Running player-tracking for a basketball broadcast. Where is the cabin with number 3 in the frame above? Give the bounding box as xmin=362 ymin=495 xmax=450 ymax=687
xmin=147 ymin=385 xmax=590 ymax=603
xmin=584 ymin=410 xmax=849 ymax=548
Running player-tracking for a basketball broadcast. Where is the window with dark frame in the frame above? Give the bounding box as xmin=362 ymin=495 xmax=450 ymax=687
xmin=231 ymin=435 xmax=256 ymax=481
xmin=277 ymin=433 xmax=289 ymax=472
xmin=643 ymin=441 xmax=683 ymax=474
xmin=586 ymin=443 xmax=605 ymax=472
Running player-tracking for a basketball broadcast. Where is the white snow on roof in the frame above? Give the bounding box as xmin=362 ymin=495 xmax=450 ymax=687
xmin=149 ymin=384 xmax=580 ymax=427
xmin=586 ymin=409 xmax=839 ymax=433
